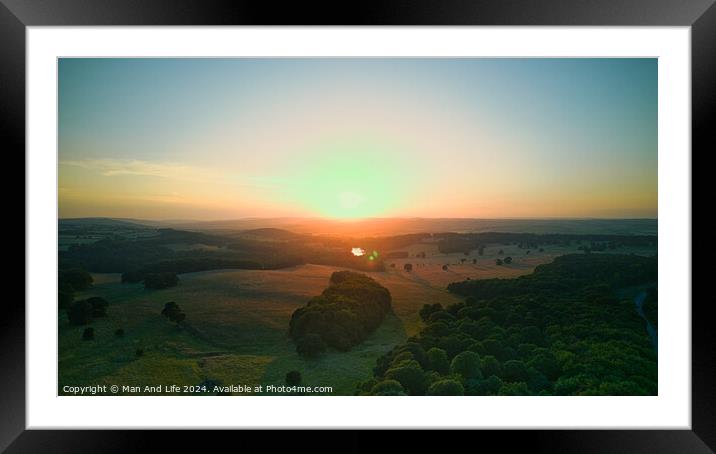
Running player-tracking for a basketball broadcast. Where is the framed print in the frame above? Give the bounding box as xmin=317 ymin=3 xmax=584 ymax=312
xmin=3 ymin=0 xmax=712 ymax=451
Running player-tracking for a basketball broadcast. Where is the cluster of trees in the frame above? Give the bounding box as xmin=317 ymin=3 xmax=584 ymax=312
xmin=289 ymin=271 xmax=393 ymax=357
xmin=578 ymin=241 xmax=619 ymax=253
xmin=285 ymin=370 xmax=302 ymax=386
xmin=436 ymin=232 xmax=656 ymax=255
xmin=449 ymin=254 xmax=657 ymax=298
xmin=67 ymin=296 xmax=108 ymax=325
xmin=58 ymin=268 xmax=93 ymax=310
xmin=120 ymin=258 xmax=276 ymax=285
xmin=357 ymin=254 xmax=657 ymax=396
xmin=61 ymin=238 xmax=175 ymax=273
xmin=161 ymin=302 xmax=186 ymax=323
xmin=58 ymin=266 xmax=116 ymax=340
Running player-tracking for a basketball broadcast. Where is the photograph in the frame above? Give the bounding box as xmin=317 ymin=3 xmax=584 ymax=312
xmin=57 ymin=57 xmax=658 ymax=397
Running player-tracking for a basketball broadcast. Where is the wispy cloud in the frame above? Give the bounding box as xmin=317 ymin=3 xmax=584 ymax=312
xmin=60 ymin=159 xmax=206 ymax=180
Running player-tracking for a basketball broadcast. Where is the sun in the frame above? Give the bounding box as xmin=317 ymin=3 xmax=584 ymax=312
xmin=338 ymin=192 xmax=366 ymax=210
xmin=284 ymin=138 xmax=411 ymax=219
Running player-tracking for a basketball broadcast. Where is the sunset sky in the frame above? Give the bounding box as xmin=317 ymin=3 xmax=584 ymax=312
xmin=58 ymin=58 xmax=657 ymax=220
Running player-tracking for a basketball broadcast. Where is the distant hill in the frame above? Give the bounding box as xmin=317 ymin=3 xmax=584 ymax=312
xmin=239 ymin=228 xmax=305 ymax=240
xmin=61 ymin=217 xmax=657 ymax=237
xmin=59 ymin=217 xmax=150 ymax=229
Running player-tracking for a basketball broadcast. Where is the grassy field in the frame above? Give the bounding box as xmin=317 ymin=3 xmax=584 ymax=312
xmin=59 ymin=242 xmax=656 ymax=396
xmin=60 ymin=265 xmax=428 ymax=395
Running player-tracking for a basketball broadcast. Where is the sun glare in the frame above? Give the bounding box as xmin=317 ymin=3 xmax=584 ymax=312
xmin=351 ymin=247 xmax=366 ymax=256
xmin=283 ymin=139 xmax=412 ymax=220
xmin=339 ymin=192 xmax=365 ymax=210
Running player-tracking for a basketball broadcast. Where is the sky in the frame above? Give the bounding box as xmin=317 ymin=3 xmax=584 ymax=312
xmin=58 ymin=58 xmax=657 ymax=220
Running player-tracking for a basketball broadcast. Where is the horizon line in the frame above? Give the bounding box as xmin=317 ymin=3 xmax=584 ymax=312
xmin=59 ymin=215 xmax=659 ymax=222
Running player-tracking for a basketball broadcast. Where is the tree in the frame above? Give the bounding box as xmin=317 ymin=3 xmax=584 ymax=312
xmin=419 ymin=303 xmax=443 ymax=322
xmin=460 ymin=258 xmax=466 ymax=264
xmin=439 ymin=334 xmax=473 ymax=358
xmin=450 ymin=351 xmax=483 ymax=380
xmin=391 ymin=351 xmax=415 ymax=367
xmin=498 ymin=382 xmax=531 ymax=395
xmin=87 ymin=296 xmax=109 ymax=317
xmin=58 ymin=287 xmax=73 ymax=310
xmin=504 ymin=256 xmax=513 ymax=264
xmin=520 ymin=326 xmax=544 ymax=345
xmin=498 ymin=249 xmax=504 ymax=255
xmin=501 ymin=360 xmax=529 ymax=382
xmin=296 ymin=333 xmax=326 ymax=357
xmin=466 ymin=375 xmax=503 ymax=396
xmin=495 ymin=259 xmax=503 ymax=266
xmin=59 ymin=268 xmax=93 ymax=291
xmin=67 ymin=299 xmax=93 ymax=325
xmin=82 ymin=327 xmax=94 ymax=340
xmin=481 ymin=355 xmax=502 ymax=377
xmin=371 ymin=380 xmax=406 ymax=396
xmin=403 ymin=263 xmax=413 ymax=272
xmin=427 ymin=347 xmax=450 ymax=375
xmin=385 ymin=360 xmax=427 ymax=395
xmin=428 ymin=311 xmax=456 ymax=323
xmin=285 ymin=370 xmax=302 ymax=386
xmin=427 ymin=379 xmax=465 ymax=395
xmin=472 ymin=259 xmax=477 ymax=264
xmin=527 ymin=351 xmax=561 ymax=381
xmin=393 ymin=342 xmax=429 ymax=370
xmin=161 ymin=302 xmax=186 ymax=323
xmin=355 ymin=378 xmax=378 ymax=395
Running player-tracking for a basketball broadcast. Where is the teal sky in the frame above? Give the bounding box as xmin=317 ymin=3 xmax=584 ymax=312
xmin=58 ymin=58 xmax=657 ymax=220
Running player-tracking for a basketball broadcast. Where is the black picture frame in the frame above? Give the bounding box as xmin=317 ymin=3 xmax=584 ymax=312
xmin=3 ymin=0 xmax=711 ymax=451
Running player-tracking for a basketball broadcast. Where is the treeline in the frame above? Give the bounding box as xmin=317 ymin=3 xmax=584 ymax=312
xmin=357 ymin=254 xmax=657 ymax=396
xmin=436 ymin=232 xmax=657 ymax=254
xmin=121 ymin=258 xmax=273 ymax=281
xmin=67 ymin=296 xmax=108 ymax=325
xmin=289 ymin=271 xmax=393 ymax=356
xmin=448 ymin=253 xmax=657 ymax=298
xmin=60 ymin=238 xmax=176 ymax=272
xmin=60 ymin=227 xmax=385 ymax=277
